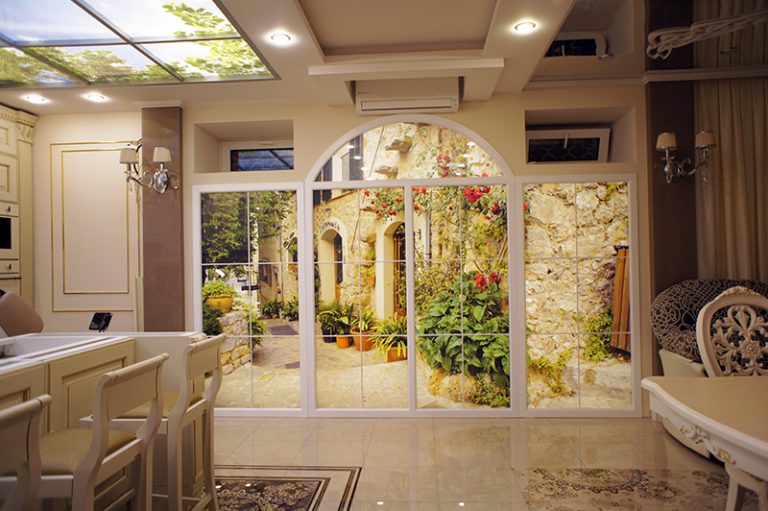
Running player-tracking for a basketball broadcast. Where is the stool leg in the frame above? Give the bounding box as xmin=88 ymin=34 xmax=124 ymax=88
xmin=203 ymin=408 xmax=218 ymax=510
xmin=167 ymin=421 xmax=183 ymax=511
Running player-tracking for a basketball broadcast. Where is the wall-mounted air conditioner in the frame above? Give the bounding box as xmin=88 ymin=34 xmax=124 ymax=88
xmin=355 ymin=77 xmax=459 ymax=115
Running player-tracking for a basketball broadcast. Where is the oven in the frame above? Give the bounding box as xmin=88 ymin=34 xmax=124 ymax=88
xmin=0 ymin=202 xmax=19 ymax=261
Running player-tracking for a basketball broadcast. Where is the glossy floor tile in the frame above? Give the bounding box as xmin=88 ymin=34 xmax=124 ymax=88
xmin=214 ymin=416 xmax=757 ymax=510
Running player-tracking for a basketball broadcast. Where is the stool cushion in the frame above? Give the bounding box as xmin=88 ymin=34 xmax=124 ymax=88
xmin=40 ymin=428 xmax=135 ymax=474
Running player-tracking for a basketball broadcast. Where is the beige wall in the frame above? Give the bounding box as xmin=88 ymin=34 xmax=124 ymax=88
xmin=32 ymin=112 xmax=141 ymax=331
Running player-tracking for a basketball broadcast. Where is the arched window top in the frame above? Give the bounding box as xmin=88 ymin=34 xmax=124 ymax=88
xmin=315 ymin=121 xmax=504 ymax=183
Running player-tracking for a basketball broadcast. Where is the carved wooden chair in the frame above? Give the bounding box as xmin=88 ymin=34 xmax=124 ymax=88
xmin=0 ymin=394 xmax=51 ymax=511
xmin=696 ymin=286 xmax=768 ymax=510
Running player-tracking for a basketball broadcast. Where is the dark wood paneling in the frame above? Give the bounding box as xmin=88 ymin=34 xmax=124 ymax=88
xmin=141 ymin=107 xmax=184 ymax=330
xmin=646 ymin=0 xmax=693 ymax=70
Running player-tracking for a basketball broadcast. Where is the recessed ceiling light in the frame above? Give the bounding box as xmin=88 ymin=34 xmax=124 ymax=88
xmin=22 ymin=94 xmax=49 ymax=104
xmin=83 ymin=92 xmax=109 ymax=103
xmin=268 ymin=31 xmax=294 ymax=46
xmin=512 ymin=20 xmax=538 ymax=34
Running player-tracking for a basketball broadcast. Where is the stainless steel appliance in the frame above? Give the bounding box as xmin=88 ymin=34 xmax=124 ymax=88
xmin=0 ymin=202 xmax=19 ymax=261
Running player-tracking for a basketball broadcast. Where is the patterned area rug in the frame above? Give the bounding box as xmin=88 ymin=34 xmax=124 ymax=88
xmin=518 ymin=468 xmax=758 ymax=510
xmin=216 ymin=465 xmax=360 ymax=511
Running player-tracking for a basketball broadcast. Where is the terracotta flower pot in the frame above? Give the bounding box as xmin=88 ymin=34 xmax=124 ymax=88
xmin=336 ymin=335 xmax=352 ymax=349
xmin=385 ymin=348 xmax=407 ymax=363
xmin=351 ymin=330 xmax=374 ymax=351
xmin=206 ymin=296 xmax=233 ymax=312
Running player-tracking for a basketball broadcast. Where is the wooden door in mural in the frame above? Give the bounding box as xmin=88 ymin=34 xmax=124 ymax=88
xmin=393 ymin=223 xmax=406 ymax=315
xmin=333 ymin=233 xmax=343 ymax=301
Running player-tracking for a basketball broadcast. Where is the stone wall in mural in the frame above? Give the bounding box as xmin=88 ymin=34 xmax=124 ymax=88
xmin=524 ymin=182 xmax=632 ymax=409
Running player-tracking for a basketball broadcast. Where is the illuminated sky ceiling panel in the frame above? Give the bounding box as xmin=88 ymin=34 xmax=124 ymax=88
xmin=0 ymin=0 xmax=273 ymax=87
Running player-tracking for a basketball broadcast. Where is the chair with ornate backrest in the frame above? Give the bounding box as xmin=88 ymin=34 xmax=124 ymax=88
xmin=0 ymin=394 xmax=51 ymax=511
xmin=696 ymin=286 xmax=768 ymax=511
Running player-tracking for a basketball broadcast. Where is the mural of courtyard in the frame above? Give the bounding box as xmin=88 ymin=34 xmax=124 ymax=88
xmin=200 ymin=121 xmax=632 ymax=411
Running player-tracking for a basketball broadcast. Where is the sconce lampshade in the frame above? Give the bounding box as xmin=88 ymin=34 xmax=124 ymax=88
xmin=695 ymin=130 xmax=716 ymax=149
xmin=119 ymin=147 xmax=138 ymax=164
xmin=153 ymin=146 xmax=172 ymax=164
xmin=656 ymin=132 xmax=677 ymax=151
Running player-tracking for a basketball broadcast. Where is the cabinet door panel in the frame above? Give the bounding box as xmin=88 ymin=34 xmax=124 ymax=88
xmin=47 ymin=341 xmax=134 ymax=430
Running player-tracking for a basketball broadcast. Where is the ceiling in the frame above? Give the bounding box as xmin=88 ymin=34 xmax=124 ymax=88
xmin=0 ymin=0 xmax=646 ymax=115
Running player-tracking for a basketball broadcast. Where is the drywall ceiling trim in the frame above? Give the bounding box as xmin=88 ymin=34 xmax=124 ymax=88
xmin=309 ymin=57 xmax=504 ymax=105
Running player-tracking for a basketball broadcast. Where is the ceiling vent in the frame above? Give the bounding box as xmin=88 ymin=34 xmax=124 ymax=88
xmin=355 ymin=78 xmax=459 ymax=115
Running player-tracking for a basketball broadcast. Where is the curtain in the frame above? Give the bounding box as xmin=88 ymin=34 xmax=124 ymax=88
xmin=694 ymin=0 xmax=768 ymax=280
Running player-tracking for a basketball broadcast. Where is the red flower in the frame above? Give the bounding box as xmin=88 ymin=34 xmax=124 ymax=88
xmin=475 ymin=273 xmax=487 ymax=291
xmin=414 ymin=204 xmax=420 ymax=211
xmin=363 ymin=189 xmax=370 ymax=197
xmin=491 ymin=201 xmax=501 ymax=215
xmin=440 ymin=167 xmax=450 ymax=177
xmin=390 ymin=210 xmax=396 ymax=216
xmin=489 ymin=271 xmax=499 ymax=285
xmin=523 ymin=201 xmax=529 ymax=211
xmin=421 ymin=187 xmax=427 ymax=194
xmin=485 ymin=215 xmax=491 ymax=220
xmin=482 ymin=172 xmax=489 ymax=177
xmin=480 ymin=186 xmax=490 ymax=194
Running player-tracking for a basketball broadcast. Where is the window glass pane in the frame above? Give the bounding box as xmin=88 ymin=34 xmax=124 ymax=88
xmin=231 ymin=148 xmax=293 ymax=171
xmin=86 ymin=0 xmax=238 ymax=39
xmin=525 ymin=181 xmax=631 ymax=410
xmin=201 ymin=192 xmax=249 ymax=265
xmin=315 ymin=122 xmax=503 ymax=182
xmin=141 ymin=39 xmax=271 ymax=80
xmin=28 ymin=45 xmax=176 ymax=83
xmin=0 ymin=0 xmax=118 ymax=44
xmin=413 ymin=186 xmax=460 ymax=262
xmin=0 ymin=47 xmax=78 ymax=86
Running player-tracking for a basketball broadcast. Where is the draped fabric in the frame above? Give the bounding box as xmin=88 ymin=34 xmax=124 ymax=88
xmin=694 ymin=0 xmax=768 ymax=280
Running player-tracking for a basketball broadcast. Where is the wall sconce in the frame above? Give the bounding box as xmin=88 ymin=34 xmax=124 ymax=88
xmin=119 ymin=141 xmax=178 ymax=194
xmin=656 ymin=130 xmax=717 ymax=183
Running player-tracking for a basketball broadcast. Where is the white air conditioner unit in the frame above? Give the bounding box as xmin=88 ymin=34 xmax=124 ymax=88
xmin=355 ymin=78 xmax=459 ymax=115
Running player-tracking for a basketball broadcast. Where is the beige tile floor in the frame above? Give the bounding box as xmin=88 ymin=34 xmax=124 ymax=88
xmin=214 ymin=416 xmax=746 ymax=511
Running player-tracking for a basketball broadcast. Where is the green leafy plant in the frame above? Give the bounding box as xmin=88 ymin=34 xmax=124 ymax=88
xmin=318 ymin=301 xmax=340 ymax=335
xmin=250 ymin=314 xmax=267 ymax=348
xmin=318 ymin=302 xmax=354 ymax=335
xmin=353 ymin=307 xmax=377 ymax=333
xmin=282 ymin=297 xmax=299 ymax=321
xmin=417 ymin=271 xmax=510 ymax=394
xmin=471 ymin=374 xmax=510 ymax=407
xmin=527 ymin=348 xmax=573 ymax=395
xmin=261 ymin=300 xmax=283 ymax=319
xmin=583 ymin=308 xmax=614 ymax=362
xmin=202 ymin=280 xmax=237 ymax=299
xmin=373 ymin=315 xmax=407 ymax=358
xmin=202 ymin=302 xmax=223 ymax=336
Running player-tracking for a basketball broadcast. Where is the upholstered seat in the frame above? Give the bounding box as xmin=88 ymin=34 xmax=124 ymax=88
xmin=0 ymin=291 xmax=43 ymax=337
xmin=39 ymin=429 xmax=135 ymax=474
xmin=651 ymin=279 xmax=768 ymax=363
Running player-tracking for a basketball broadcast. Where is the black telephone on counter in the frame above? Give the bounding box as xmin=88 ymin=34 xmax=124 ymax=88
xmin=89 ymin=312 xmax=112 ymax=332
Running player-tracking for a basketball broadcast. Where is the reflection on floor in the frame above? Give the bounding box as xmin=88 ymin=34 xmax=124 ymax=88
xmin=214 ymin=417 xmax=759 ymax=510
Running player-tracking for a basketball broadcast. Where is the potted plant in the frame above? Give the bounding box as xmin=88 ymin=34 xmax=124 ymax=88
xmin=202 ymin=280 xmax=237 ymax=312
xmin=351 ymin=307 xmax=377 ymax=351
xmin=317 ymin=301 xmax=340 ymax=343
xmin=374 ymin=315 xmax=408 ymax=362
xmin=318 ymin=302 xmax=354 ymax=348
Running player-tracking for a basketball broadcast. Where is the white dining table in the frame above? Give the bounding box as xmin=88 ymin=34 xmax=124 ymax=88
xmin=642 ymin=376 xmax=768 ymax=510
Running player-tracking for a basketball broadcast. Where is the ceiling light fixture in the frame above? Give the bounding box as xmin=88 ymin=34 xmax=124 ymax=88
xmin=268 ymin=31 xmax=294 ymax=46
xmin=513 ymin=20 xmax=538 ymax=34
xmin=83 ymin=92 xmax=109 ymax=103
xmin=22 ymin=94 xmax=49 ymax=104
